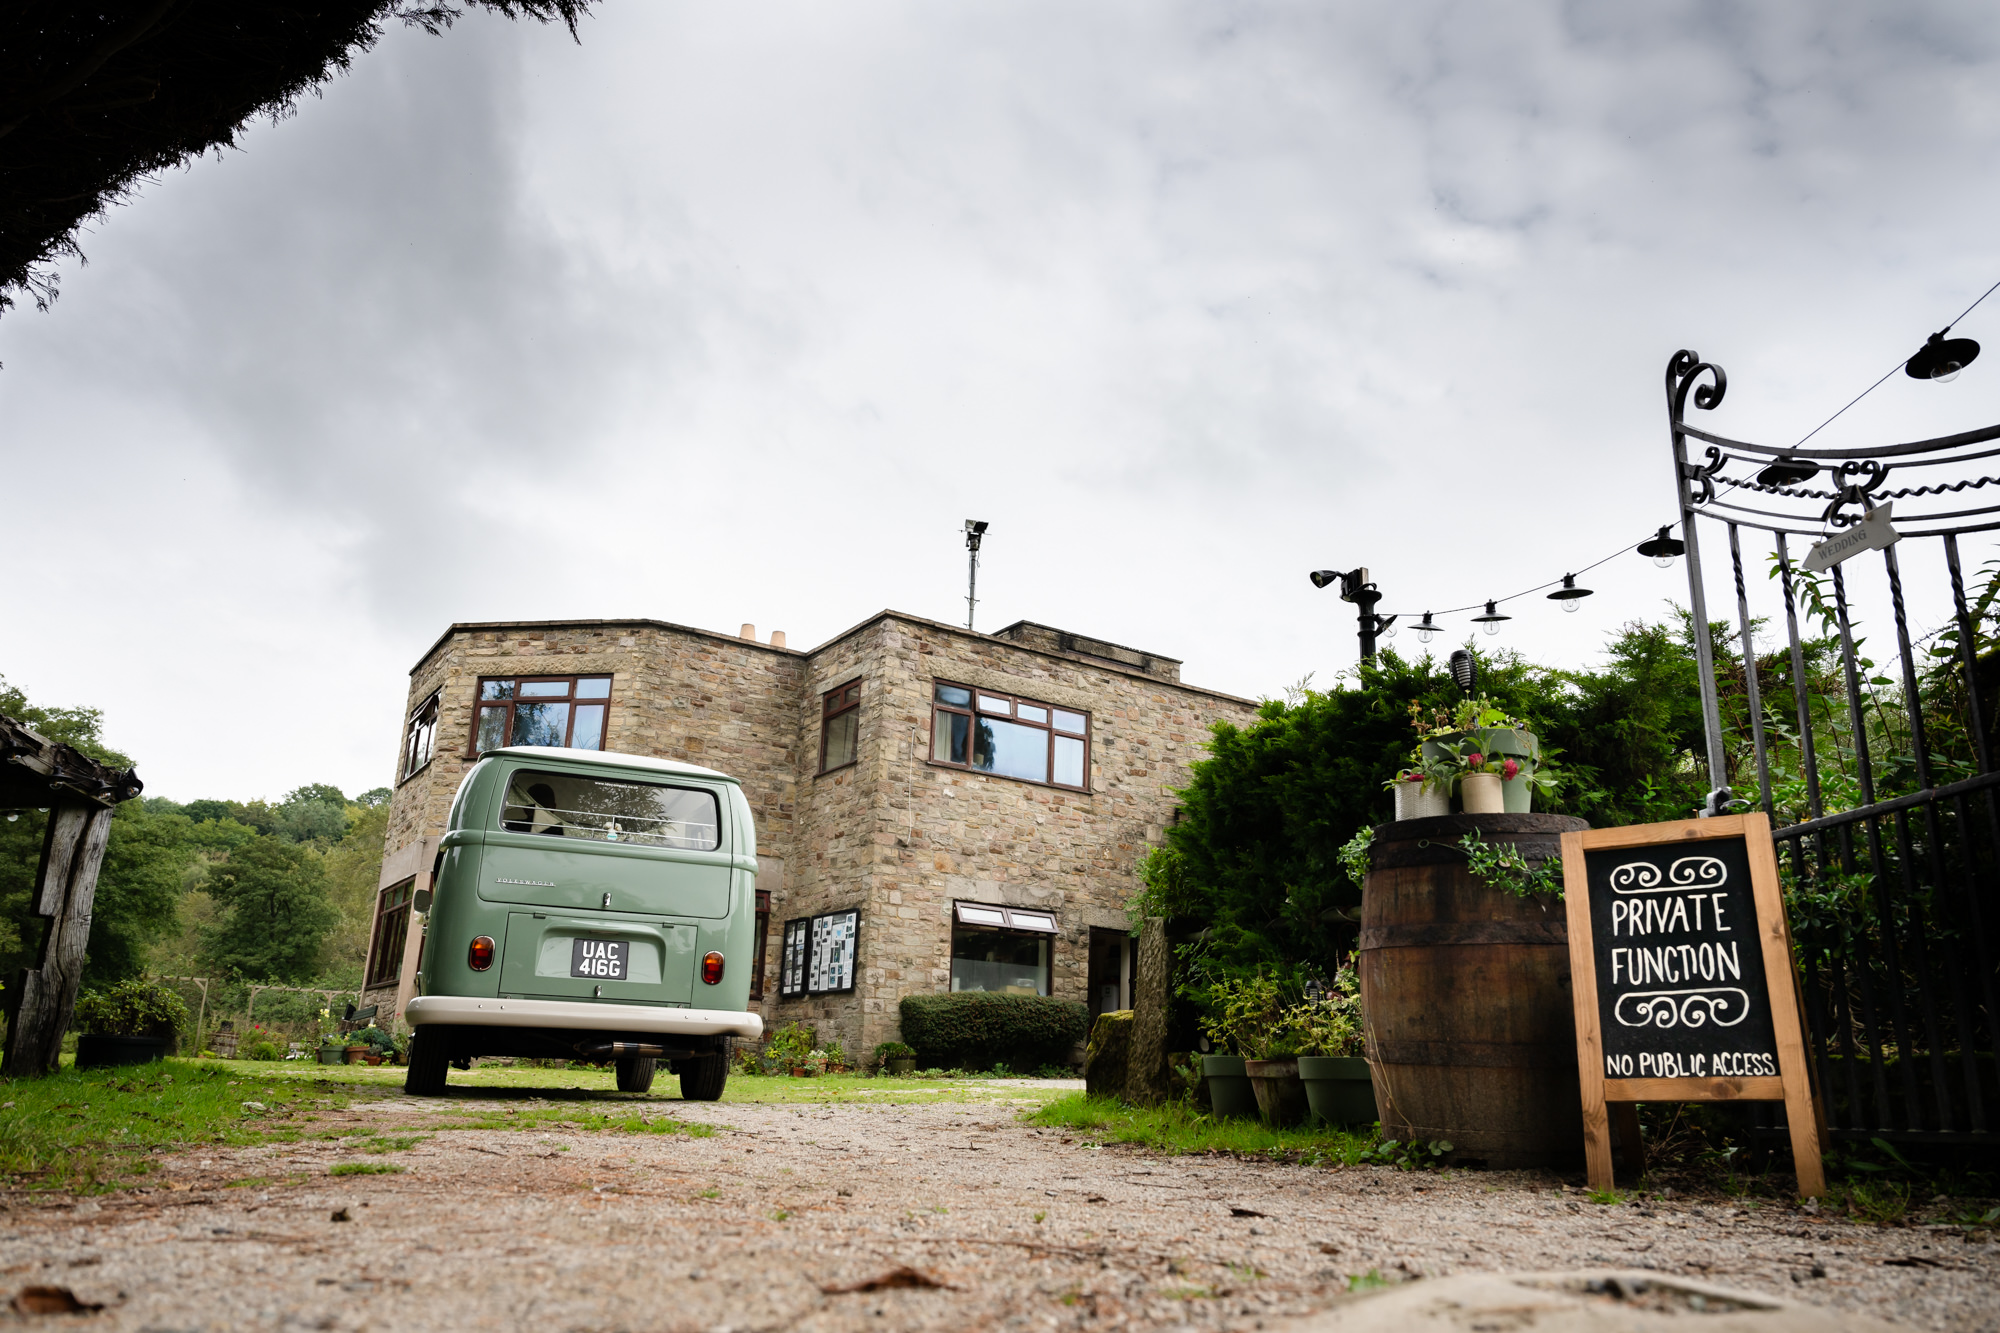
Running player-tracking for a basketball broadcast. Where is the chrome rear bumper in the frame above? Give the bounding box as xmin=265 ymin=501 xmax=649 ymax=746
xmin=405 ymin=995 xmax=763 ymax=1040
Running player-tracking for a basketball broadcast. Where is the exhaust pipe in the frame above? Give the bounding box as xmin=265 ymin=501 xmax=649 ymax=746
xmin=578 ymin=1041 xmax=666 ymax=1060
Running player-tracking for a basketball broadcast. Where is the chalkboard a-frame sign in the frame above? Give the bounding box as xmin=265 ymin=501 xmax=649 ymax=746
xmin=1559 ymin=814 xmax=1825 ymax=1197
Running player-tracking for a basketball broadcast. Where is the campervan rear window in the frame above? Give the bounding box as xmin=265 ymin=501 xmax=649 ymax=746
xmin=498 ymin=769 xmax=721 ymax=852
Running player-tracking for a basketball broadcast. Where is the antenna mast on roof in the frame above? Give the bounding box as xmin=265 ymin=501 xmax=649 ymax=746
xmin=964 ymin=520 xmax=988 ymax=631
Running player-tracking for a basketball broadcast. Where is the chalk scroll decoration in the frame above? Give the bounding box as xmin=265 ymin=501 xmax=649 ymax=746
xmin=1608 ymin=856 xmax=1725 ymax=894
xmin=1614 ymin=988 xmax=1751 ymax=1029
xmin=1606 ymin=853 xmax=1741 ymax=1029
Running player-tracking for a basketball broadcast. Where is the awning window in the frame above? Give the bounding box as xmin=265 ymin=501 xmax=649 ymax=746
xmin=953 ymin=901 xmax=1058 ymax=934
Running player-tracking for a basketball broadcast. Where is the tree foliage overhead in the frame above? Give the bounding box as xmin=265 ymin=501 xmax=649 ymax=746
xmin=0 ymin=0 xmax=592 ymax=318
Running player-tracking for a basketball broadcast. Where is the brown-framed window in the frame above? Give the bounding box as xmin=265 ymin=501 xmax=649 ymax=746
xmin=470 ymin=674 xmax=612 ymax=755
xmin=366 ymin=880 xmax=415 ymax=987
xmin=950 ymin=901 xmax=1057 ymax=995
xmin=820 ymin=679 xmax=861 ymax=773
xmin=929 ymin=681 xmax=1089 ymax=790
xmin=401 ymin=691 xmax=440 ymax=782
xmin=750 ymin=889 xmax=772 ymax=1002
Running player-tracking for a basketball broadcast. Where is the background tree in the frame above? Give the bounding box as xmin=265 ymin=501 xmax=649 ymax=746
xmin=201 ymin=837 xmax=339 ymax=981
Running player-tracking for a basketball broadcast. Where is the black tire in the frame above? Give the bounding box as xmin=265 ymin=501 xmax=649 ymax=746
xmin=404 ymin=1027 xmax=449 ymax=1096
xmin=678 ymin=1053 xmax=727 ymax=1101
xmin=616 ymin=1055 xmax=657 ymax=1094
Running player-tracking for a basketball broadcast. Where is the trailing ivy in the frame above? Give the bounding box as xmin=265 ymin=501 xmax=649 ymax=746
xmin=1456 ymin=830 xmax=1563 ymax=901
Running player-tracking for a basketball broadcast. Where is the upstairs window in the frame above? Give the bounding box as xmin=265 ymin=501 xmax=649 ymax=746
xmin=929 ymin=681 xmax=1089 ymax=790
xmin=402 ymin=692 xmax=439 ymax=781
xmin=472 ymin=675 xmax=611 ymax=754
xmin=820 ymin=679 xmax=860 ymax=773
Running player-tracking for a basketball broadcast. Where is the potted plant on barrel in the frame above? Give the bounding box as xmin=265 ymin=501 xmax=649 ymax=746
xmin=1383 ymin=747 xmax=1454 ymax=821
xmin=74 ymin=978 xmax=189 ymax=1069
xmin=1294 ymin=959 xmax=1374 ymax=1127
xmin=1411 ymin=698 xmax=1555 ymax=814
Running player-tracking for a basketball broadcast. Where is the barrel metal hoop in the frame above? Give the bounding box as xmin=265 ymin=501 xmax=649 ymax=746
xmin=1370 ymin=1038 xmax=1577 ymax=1070
xmin=1358 ymin=920 xmax=1568 ymax=949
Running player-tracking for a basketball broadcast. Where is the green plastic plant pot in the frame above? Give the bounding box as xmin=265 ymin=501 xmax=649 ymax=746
xmin=886 ymin=1057 xmax=916 ymax=1076
xmin=318 ymin=1047 xmax=345 ymax=1065
xmin=1298 ymin=1056 xmax=1376 ymax=1127
xmin=1201 ymin=1054 xmax=1259 ymax=1119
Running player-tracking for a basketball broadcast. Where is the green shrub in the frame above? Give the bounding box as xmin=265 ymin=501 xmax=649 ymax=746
xmin=872 ymin=1040 xmax=916 ymax=1068
xmin=898 ymin=993 xmax=1088 ymax=1071
xmin=240 ymin=1039 xmax=284 ymax=1061
xmin=73 ymin=977 xmax=188 ymax=1042
xmin=766 ymin=1021 xmax=819 ymax=1075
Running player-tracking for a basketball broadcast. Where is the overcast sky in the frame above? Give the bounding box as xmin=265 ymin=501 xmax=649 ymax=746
xmin=4 ymin=1 xmax=2000 ymax=801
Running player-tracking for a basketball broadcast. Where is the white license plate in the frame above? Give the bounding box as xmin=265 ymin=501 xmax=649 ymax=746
xmin=570 ymin=938 xmax=627 ymax=981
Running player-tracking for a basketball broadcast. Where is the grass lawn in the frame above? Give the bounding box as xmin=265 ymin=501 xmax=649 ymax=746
xmin=0 ymin=1058 xmax=1075 ymax=1193
xmin=1028 ymin=1092 xmax=1379 ymax=1164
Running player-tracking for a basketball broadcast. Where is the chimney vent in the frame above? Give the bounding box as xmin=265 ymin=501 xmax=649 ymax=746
xmin=739 ymin=623 xmax=756 ymax=641
xmin=770 ymin=630 xmax=787 ymax=648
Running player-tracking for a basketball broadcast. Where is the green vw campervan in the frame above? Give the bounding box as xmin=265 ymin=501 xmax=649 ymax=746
xmin=403 ymin=746 xmax=763 ymax=1098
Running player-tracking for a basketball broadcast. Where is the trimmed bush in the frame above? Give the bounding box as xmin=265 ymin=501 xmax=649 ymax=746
xmin=898 ymin=993 xmax=1089 ymax=1072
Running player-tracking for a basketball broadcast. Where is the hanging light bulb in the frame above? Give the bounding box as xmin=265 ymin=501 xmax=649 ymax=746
xmin=1637 ymin=525 xmax=1686 ymax=569
xmin=1905 ymin=329 xmax=1980 ymax=383
xmin=1379 ymin=615 xmax=1397 ymax=640
xmin=1470 ymin=600 xmax=1511 ymax=635
xmin=1414 ymin=611 xmax=1438 ymax=644
xmin=1547 ymin=574 xmax=1593 ymax=613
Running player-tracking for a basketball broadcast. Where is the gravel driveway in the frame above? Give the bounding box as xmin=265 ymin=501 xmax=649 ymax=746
xmin=2 ymin=1085 xmax=1995 ymax=1331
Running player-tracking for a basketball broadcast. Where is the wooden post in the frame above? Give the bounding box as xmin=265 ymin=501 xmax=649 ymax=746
xmin=2 ymin=803 xmax=115 ymax=1076
xmin=1125 ymin=917 xmax=1172 ymax=1105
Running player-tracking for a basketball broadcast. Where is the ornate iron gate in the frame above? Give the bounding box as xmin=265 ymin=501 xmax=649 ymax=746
xmin=1665 ymin=350 xmax=2000 ymax=1145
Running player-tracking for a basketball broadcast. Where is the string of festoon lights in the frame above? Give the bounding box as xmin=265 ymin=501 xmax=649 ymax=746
xmin=1309 ymin=523 xmax=1688 ymax=650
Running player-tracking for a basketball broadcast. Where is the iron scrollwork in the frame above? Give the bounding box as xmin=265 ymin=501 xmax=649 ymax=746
xmin=1667 ymin=350 xmax=1728 ymax=424
xmin=1822 ymin=459 xmax=1892 ymax=530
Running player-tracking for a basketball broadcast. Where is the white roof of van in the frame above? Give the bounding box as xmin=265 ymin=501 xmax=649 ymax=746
xmin=488 ymin=746 xmax=734 ymax=782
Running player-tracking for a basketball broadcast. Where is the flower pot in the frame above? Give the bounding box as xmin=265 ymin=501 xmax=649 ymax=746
xmin=75 ymin=1034 xmax=171 ymax=1070
xmin=1298 ymin=1056 xmax=1376 ymax=1127
xmin=1425 ymin=730 xmax=1537 ymax=813
xmin=1460 ymin=772 xmax=1504 ymax=814
xmin=344 ymin=1045 xmax=369 ymax=1065
xmin=1201 ymin=1054 xmax=1259 ymax=1119
xmin=1393 ymin=782 xmax=1450 ymax=821
xmin=364 ymin=1054 xmax=384 ymax=1066
xmin=886 ymin=1057 xmax=916 ymax=1076
xmin=1244 ymin=1058 xmax=1308 ymax=1127
xmin=318 ymin=1047 xmax=345 ymax=1065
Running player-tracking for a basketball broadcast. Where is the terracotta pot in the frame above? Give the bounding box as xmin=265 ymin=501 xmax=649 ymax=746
xmin=364 ymin=1054 xmax=384 ymax=1066
xmin=1244 ymin=1057 xmax=1308 ymax=1127
xmin=1460 ymin=772 xmax=1504 ymax=814
xmin=344 ymin=1045 xmax=369 ymax=1065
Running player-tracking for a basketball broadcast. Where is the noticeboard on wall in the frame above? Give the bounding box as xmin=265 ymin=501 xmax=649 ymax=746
xmin=777 ymin=909 xmax=860 ymax=999
xmin=1559 ymin=813 xmax=1823 ymax=1197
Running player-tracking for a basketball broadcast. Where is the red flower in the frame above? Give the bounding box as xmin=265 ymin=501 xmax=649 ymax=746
xmin=1466 ymin=752 xmax=1485 ymax=769
xmin=1403 ymin=771 xmax=1423 ymax=783
xmin=1500 ymin=758 xmax=1520 ymax=780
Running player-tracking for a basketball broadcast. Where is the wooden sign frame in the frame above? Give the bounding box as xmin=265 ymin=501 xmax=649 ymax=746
xmin=1560 ymin=813 xmax=1824 ymax=1197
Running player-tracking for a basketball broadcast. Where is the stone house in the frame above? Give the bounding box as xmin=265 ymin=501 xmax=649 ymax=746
xmin=361 ymin=611 xmax=1258 ymax=1061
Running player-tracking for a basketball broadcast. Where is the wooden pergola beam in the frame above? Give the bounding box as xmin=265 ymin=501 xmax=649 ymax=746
xmin=0 ymin=714 xmax=142 ymax=1077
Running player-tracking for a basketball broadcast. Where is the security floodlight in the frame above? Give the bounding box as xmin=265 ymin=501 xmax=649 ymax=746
xmin=1309 ymin=565 xmax=1385 ymax=660
xmin=1309 ymin=570 xmax=1339 ymax=589
xmin=964 ymin=520 xmax=989 ymax=630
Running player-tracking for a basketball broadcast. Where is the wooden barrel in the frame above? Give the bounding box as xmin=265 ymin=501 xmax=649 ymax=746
xmin=1360 ymin=812 xmax=1588 ymax=1169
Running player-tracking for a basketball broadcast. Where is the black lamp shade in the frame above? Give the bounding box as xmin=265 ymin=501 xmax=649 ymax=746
xmin=1906 ymin=332 xmax=1980 ymax=382
xmin=1636 ymin=525 xmax=1686 ymax=560
xmin=1547 ymin=574 xmax=1593 ymax=603
xmin=1469 ymin=599 xmax=1510 ymax=625
xmin=1310 ymin=570 xmax=1339 ymax=589
xmin=1755 ymin=457 xmax=1819 ymax=487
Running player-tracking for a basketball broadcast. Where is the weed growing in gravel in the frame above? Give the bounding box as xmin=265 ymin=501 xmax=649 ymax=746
xmin=1026 ymin=1094 xmax=1374 ymax=1162
xmin=330 ymin=1162 xmax=403 ymax=1176
xmin=429 ymin=1106 xmax=716 ymax=1137
xmin=1586 ymin=1188 xmax=1626 ymax=1205
xmin=0 ymin=1060 xmax=391 ymax=1193
xmin=1347 ymin=1270 xmax=1390 ymax=1292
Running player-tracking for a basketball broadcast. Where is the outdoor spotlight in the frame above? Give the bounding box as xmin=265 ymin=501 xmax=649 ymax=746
xmin=1755 ymin=457 xmax=1819 ymax=487
xmin=1449 ymin=648 xmax=1477 ymax=696
xmin=1415 ymin=612 xmax=1438 ymax=644
xmin=1470 ymin=599 xmax=1511 ymax=635
xmin=1310 ymin=570 xmax=1340 ymax=589
xmin=1637 ymin=525 xmax=1686 ymax=569
xmin=1906 ymin=329 xmax=1981 ymax=383
xmin=1547 ymin=574 xmax=1593 ymax=613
